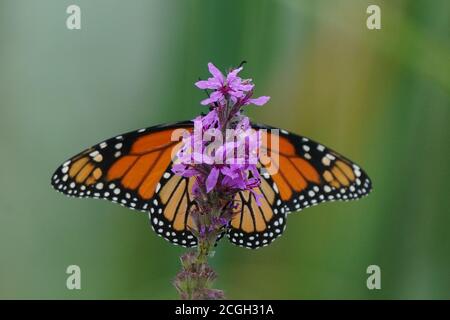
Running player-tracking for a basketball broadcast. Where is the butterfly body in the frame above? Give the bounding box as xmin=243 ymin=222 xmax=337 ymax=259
xmin=51 ymin=121 xmax=372 ymax=249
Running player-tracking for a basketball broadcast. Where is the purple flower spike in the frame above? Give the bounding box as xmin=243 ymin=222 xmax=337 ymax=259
xmin=174 ymin=61 xmax=271 ymax=300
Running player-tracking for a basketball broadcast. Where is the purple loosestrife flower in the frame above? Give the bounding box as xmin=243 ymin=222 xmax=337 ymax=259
xmin=172 ymin=62 xmax=270 ymax=300
xmin=195 ymin=62 xmax=256 ymax=106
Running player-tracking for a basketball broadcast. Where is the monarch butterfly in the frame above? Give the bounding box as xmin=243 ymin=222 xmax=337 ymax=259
xmin=51 ymin=121 xmax=372 ymax=249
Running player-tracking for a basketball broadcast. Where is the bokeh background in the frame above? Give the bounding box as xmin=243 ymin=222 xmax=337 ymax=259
xmin=0 ymin=0 xmax=449 ymax=299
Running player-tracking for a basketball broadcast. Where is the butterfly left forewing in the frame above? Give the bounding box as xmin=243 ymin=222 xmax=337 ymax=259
xmin=51 ymin=121 xmax=200 ymax=247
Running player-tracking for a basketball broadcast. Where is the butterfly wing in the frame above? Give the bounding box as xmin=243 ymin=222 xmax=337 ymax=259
xmin=51 ymin=121 xmax=203 ymax=247
xmin=227 ymin=123 xmax=372 ymax=249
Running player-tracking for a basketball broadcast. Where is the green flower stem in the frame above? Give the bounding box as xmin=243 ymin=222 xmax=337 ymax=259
xmin=196 ymin=236 xmax=212 ymax=265
xmin=173 ymin=212 xmax=225 ymax=300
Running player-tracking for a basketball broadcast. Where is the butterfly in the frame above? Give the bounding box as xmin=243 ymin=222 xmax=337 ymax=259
xmin=51 ymin=121 xmax=372 ymax=249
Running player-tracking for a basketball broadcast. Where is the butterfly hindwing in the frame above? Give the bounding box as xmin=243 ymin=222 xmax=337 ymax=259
xmin=227 ymin=182 xmax=288 ymax=249
xmin=149 ymin=173 xmax=198 ymax=246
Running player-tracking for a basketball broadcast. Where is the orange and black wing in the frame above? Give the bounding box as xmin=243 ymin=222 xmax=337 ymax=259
xmin=227 ymin=123 xmax=372 ymax=249
xmin=51 ymin=121 xmax=204 ymax=247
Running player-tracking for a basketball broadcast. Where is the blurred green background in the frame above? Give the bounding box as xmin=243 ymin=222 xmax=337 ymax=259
xmin=0 ymin=0 xmax=449 ymax=299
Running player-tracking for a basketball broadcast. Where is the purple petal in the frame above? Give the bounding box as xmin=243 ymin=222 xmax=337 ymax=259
xmin=202 ymin=109 xmax=219 ymax=127
xmin=200 ymin=97 xmax=215 ymax=105
xmin=195 ymin=80 xmax=218 ymax=90
xmin=221 ymin=166 xmax=239 ymax=179
xmin=206 ymin=167 xmax=220 ymax=193
xmin=248 ymin=96 xmax=270 ymax=106
xmin=171 ymin=163 xmax=187 ymax=175
xmin=199 ymin=225 xmax=206 ymax=237
xmin=226 ymin=67 xmax=243 ymax=82
xmin=172 ymin=164 xmax=199 ymax=177
xmin=207 ymin=63 xmax=224 ymax=83
xmin=236 ymin=83 xmax=254 ymax=92
xmin=200 ymin=91 xmax=224 ymax=105
xmin=228 ymin=90 xmax=245 ymax=99
xmin=249 ymin=165 xmax=261 ymax=180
